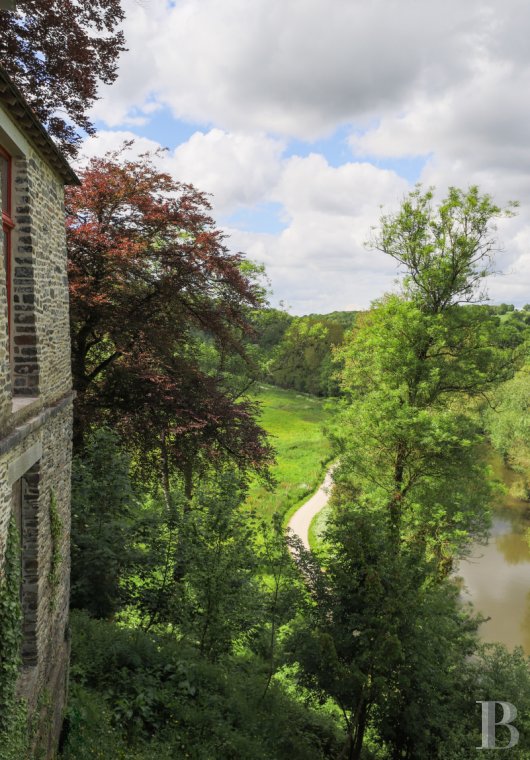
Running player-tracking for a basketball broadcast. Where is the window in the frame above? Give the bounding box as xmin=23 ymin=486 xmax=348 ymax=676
xmin=0 ymin=147 xmax=39 ymax=401
xmin=11 ymin=466 xmax=40 ymax=667
xmin=0 ymin=146 xmax=13 ymax=357
xmin=1 ymin=148 xmax=39 ymax=400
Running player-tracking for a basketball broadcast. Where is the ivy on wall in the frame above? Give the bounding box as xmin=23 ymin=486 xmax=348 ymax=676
xmin=0 ymin=517 xmax=23 ymax=729
xmin=49 ymin=490 xmax=63 ymax=611
xmin=0 ymin=516 xmax=29 ymax=760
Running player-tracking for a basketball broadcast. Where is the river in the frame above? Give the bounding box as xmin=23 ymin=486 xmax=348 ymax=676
xmin=456 ymin=451 xmax=530 ymax=654
xmin=290 ymin=451 xmax=530 ymax=653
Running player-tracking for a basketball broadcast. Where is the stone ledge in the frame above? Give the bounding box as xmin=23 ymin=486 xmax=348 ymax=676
xmin=0 ymin=391 xmax=75 ymax=456
xmin=7 ymin=441 xmax=42 ymax=486
xmin=11 ymin=395 xmax=41 ymax=426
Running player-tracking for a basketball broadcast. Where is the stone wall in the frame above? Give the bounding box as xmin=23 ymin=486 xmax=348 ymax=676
xmin=0 ymin=398 xmax=73 ymax=755
xmin=0 ymin=145 xmax=11 ymax=431
xmin=11 ymin=153 xmax=72 ymax=401
xmin=0 ymin=111 xmax=73 ymax=759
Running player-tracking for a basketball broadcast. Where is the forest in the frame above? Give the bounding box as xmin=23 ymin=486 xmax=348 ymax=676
xmin=53 ymin=160 xmax=530 ymax=759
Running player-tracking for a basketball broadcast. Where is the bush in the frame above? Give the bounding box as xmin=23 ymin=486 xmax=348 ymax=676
xmin=61 ymin=611 xmax=341 ymax=759
xmin=71 ymin=428 xmax=139 ymax=618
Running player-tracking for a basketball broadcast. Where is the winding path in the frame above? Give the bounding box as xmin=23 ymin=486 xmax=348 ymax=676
xmin=287 ymin=467 xmax=334 ymax=550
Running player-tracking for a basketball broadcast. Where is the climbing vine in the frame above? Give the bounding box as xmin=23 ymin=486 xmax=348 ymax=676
xmin=49 ymin=490 xmax=63 ymax=610
xmin=0 ymin=517 xmax=23 ymax=728
xmin=0 ymin=516 xmax=29 ymax=760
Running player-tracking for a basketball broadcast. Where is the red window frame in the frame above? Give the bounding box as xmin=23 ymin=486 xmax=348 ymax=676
xmin=1 ymin=145 xmax=14 ymax=346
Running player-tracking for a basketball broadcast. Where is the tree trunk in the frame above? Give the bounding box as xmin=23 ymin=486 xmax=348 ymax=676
xmin=160 ymin=430 xmax=172 ymax=512
xmin=183 ymin=460 xmax=194 ymax=503
xmin=351 ymin=699 xmax=368 ymax=760
xmin=388 ymin=442 xmax=406 ymax=549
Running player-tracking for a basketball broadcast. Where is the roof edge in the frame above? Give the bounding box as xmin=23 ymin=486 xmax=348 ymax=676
xmin=0 ymin=66 xmax=80 ymax=186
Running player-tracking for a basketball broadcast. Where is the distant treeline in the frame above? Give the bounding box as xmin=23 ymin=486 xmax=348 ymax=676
xmin=249 ymin=309 xmax=359 ymax=396
xmin=250 ymin=304 xmax=530 ymax=398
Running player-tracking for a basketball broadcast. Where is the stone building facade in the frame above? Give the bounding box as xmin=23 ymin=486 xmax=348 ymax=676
xmin=0 ymin=67 xmax=78 ymax=757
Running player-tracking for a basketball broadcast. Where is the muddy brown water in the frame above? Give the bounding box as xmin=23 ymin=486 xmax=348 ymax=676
xmin=456 ymin=451 xmax=530 ymax=654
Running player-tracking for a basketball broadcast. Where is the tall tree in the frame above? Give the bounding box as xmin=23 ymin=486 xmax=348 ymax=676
xmin=0 ymin=0 xmax=125 ymax=155
xmin=335 ymin=186 xmax=518 ymax=560
xmin=293 ymin=186 xmax=522 ymax=757
xmin=372 ymin=185 xmax=518 ymax=312
xmin=289 ymin=510 xmax=482 ymax=760
xmin=67 ymin=147 xmax=273 ymax=493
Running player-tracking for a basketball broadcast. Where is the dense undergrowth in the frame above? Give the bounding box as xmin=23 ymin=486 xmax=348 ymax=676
xmin=61 ymin=612 xmax=341 ymax=760
xmin=60 ymin=386 xmax=342 ymax=759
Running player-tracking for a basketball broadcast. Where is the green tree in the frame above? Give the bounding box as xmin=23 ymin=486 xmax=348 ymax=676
xmin=372 ymin=186 xmax=517 ymax=312
xmin=288 ymin=508 xmax=482 ymax=759
xmin=270 ymin=317 xmax=346 ymax=396
xmin=483 ymin=365 xmax=530 ymax=498
xmin=335 ymin=296 xmax=511 ymax=566
xmin=135 ymin=471 xmax=262 ymax=660
xmin=71 ymin=428 xmax=139 ymax=618
xmin=335 ymin=186 xmax=518 ymax=560
xmin=250 ymin=308 xmax=293 ymax=356
xmin=293 ymin=186 xmax=521 ymax=756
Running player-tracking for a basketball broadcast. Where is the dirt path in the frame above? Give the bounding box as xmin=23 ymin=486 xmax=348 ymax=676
xmin=287 ymin=467 xmax=334 ymax=550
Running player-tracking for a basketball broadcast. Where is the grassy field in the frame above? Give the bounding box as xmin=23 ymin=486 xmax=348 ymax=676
xmin=245 ymin=384 xmax=334 ymax=522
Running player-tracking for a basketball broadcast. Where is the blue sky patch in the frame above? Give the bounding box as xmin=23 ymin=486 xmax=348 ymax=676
xmin=352 ymin=153 xmax=428 ymax=184
xmin=222 ymin=202 xmax=287 ymax=235
xmin=135 ymin=107 xmax=206 ymax=148
xmin=285 ymin=124 xmax=353 ymax=167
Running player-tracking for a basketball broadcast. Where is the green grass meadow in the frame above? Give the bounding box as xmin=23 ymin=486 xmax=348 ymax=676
xmin=246 ymin=384 xmax=334 ymax=522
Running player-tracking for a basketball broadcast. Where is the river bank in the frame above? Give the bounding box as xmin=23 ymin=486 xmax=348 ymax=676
xmin=457 ymin=450 xmax=530 ymax=654
xmin=291 ymin=450 xmax=530 ymax=653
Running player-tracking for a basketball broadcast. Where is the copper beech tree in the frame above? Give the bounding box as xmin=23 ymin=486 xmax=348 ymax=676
xmin=0 ymin=0 xmax=125 ymax=155
xmin=67 ymin=148 xmax=273 ymax=497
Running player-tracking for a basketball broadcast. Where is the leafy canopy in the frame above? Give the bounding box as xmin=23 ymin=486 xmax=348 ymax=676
xmin=370 ymin=185 xmax=518 ymax=312
xmin=0 ymin=0 xmax=125 ymax=156
xmin=67 ymin=146 xmax=273 ymax=486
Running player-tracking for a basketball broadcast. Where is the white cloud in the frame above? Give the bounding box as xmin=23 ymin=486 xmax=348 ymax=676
xmin=85 ymin=0 xmax=530 ymax=310
xmin=346 ymin=10 xmax=530 ymax=309
xmin=169 ymin=130 xmax=285 ymax=213
xmin=351 ymin=57 xmax=530 ymax=176
xmin=487 ymin=226 xmax=530 ymax=306
xmin=77 ymin=130 xmax=163 ymax=164
xmin=91 ymin=2 xmax=167 ymax=127
xmin=93 ymin=0 xmax=486 ymax=139
xmin=80 ymin=130 xmax=410 ymax=313
xmin=80 ymin=128 xmax=285 ymax=215
xmin=229 ymin=156 xmax=409 ymax=313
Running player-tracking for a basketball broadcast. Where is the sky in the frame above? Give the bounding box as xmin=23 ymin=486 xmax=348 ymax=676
xmin=82 ymin=0 xmax=530 ymax=315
